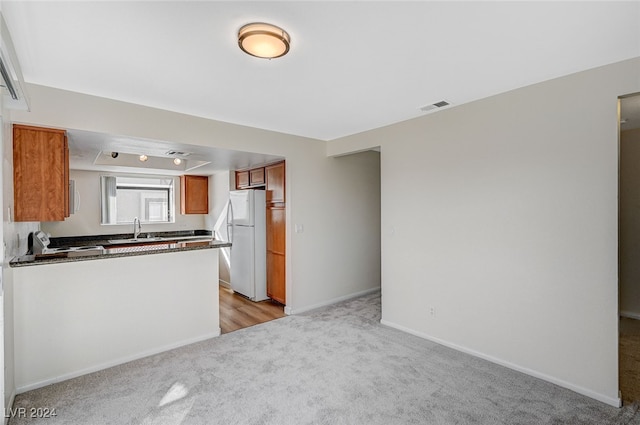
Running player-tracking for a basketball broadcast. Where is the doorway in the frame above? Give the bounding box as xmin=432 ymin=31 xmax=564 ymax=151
xmin=208 ymin=170 xmax=286 ymax=334
xmin=618 ymin=92 xmax=640 ymax=404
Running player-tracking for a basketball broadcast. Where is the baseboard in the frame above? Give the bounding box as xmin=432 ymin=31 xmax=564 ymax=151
xmin=620 ymin=310 xmax=640 ymax=320
xmin=16 ymin=329 xmax=221 ymax=394
xmin=286 ymin=287 xmax=380 ymax=315
xmin=380 ymin=319 xmax=621 ymax=408
xmin=4 ymin=391 xmax=15 ymax=424
xmin=219 ymin=279 xmax=231 ymax=289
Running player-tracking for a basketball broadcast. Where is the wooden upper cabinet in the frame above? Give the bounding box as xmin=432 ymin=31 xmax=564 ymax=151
xmin=265 ymin=161 xmax=285 ymax=204
xmin=13 ymin=124 xmax=69 ymax=222
xmin=180 ymin=175 xmax=209 ymax=214
xmin=236 ymin=168 xmax=266 ymax=189
xmin=236 ymin=171 xmax=249 ymax=189
xmin=64 ymin=139 xmax=69 ymax=217
xmin=249 ymin=167 xmax=265 ymax=186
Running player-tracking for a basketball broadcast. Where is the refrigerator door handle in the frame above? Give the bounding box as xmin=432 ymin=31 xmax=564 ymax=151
xmin=227 ymin=200 xmax=234 ymax=245
xmin=226 ymin=199 xmax=233 ymax=226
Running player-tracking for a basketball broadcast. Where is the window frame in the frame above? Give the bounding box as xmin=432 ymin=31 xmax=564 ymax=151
xmin=100 ymin=174 xmax=176 ymax=225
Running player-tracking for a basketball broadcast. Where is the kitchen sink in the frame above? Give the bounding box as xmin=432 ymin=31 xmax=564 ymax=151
xmin=42 ymin=245 xmax=105 ymax=254
xmin=107 ymin=236 xmax=213 ymax=244
xmin=162 ymin=235 xmax=214 ymax=242
xmin=107 ymin=237 xmax=163 ymax=244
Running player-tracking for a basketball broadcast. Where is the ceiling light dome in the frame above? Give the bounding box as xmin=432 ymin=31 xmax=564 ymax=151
xmin=238 ymin=22 xmax=290 ymax=59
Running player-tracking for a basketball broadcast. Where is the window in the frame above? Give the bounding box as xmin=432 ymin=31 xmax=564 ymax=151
xmin=100 ymin=175 xmax=175 ymax=224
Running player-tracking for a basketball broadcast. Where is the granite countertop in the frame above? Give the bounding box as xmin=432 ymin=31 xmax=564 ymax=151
xmin=10 ymin=230 xmax=231 ymax=268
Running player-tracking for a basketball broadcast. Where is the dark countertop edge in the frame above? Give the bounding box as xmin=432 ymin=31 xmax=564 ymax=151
xmin=47 ymin=229 xmax=213 ymax=248
xmin=10 ymin=240 xmax=231 ymax=268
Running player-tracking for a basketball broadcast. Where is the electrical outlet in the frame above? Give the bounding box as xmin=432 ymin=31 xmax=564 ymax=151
xmin=429 ymin=307 xmax=436 ymax=317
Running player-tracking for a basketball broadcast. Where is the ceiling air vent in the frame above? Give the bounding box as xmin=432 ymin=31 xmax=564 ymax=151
xmin=420 ymin=100 xmax=450 ymax=113
xmin=166 ymin=150 xmax=191 ymax=157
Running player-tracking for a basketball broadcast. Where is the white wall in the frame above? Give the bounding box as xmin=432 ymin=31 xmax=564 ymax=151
xmin=206 ymin=171 xmax=231 ymax=285
xmin=2 ymin=115 xmax=37 ymax=257
xmin=296 ymin=150 xmax=381 ymax=308
xmin=0 ymin=80 xmax=7 ymax=423
xmin=13 ymin=248 xmax=219 ymax=392
xmin=329 ymin=58 xmax=640 ymax=406
xmin=620 ymin=127 xmax=640 ymax=319
xmin=10 ymin=83 xmax=382 ymax=315
xmin=1 ymin=95 xmax=37 ymax=420
xmin=41 ymin=169 xmax=206 ymax=237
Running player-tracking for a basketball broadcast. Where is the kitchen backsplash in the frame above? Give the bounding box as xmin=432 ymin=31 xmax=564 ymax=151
xmin=4 ymin=221 xmax=38 ymax=259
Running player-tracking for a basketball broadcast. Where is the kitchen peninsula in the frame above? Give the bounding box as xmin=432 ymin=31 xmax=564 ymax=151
xmin=10 ymin=232 xmax=231 ymax=393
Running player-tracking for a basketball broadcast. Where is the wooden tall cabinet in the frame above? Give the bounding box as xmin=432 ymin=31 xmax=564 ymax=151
xmin=265 ymin=162 xmax=285 ymax=203
xmin=266 ymin=205 xmax=286 ymax=303
xmin=265 ymin=161 xmax=286 ymax=304
xmin=13 ymin=124 xmax=69 ymax=222
xmin=236 ymin=161 xmax=286 ymax=305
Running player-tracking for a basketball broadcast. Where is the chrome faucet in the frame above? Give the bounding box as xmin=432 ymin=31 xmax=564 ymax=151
xmin=133 ymin=217 xmax=142 ymax=239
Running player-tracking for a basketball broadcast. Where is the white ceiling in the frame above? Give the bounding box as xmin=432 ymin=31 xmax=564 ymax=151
xmin=66 ymin=128 xmax=283 ymax=176
xmin=2 ymin=1 xmax=639 ymax=172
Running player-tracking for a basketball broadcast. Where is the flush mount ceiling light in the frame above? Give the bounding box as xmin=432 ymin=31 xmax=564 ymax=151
xmin=173 ymin=158 xmax=182 ymax=165
xmin=238 ymin=22 xmax=290 ymax=59
xmin=139 ymin=154 xmax=148 ymax=162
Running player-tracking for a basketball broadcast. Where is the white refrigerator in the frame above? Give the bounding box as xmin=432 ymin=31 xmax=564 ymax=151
xmin=227 ymin=189 xmax=268 ymax=301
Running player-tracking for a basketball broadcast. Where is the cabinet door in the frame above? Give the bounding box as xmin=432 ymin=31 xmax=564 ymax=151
xmin=236 ymin=171 xmax=249 ymax=189
xmin=180 ymin=175 xmax=209 ymax=214
xmin=249 ymin=168 xmax=265 ymax=186
xmin=266 ymin=206 xmax=286 ymax=304
xmin=267 ymin=252 xmax=286 ymax=304
xmin=13 ymin=124 xmax=69 ymax=222
xmin=64 ymin=137 xmax=70 ymax=217
xmin=265 ymin=162 xmax=285 ymax=204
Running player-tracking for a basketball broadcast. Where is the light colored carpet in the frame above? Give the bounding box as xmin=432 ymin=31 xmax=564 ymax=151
xmin=9 ymin=293 xmax=640 ymax=424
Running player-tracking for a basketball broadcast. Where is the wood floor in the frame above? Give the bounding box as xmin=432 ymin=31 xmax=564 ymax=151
xmin=219 ymin=285 xmax=286 ymax=334
xmin=620 ymin=317 xmax=640 ymax=404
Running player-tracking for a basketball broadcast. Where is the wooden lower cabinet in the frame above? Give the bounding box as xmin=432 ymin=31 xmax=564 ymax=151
xmin=266 ymin=206 xmax=286 ymax=304
xmin=267 ymin=252 xmax=286 ymax=304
